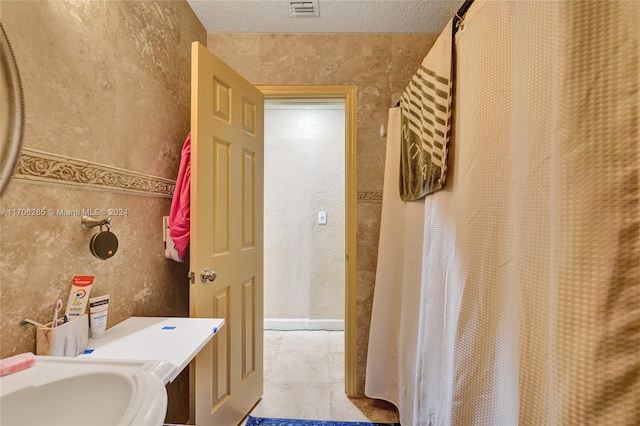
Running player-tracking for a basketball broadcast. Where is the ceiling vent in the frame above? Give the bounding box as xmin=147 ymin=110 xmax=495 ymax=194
xmin=289 ymin=1 xmax=320 ymax=18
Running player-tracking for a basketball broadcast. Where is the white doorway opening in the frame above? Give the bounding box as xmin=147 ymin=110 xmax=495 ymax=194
xmin=263 ymin=99 xmax=346 ymax=331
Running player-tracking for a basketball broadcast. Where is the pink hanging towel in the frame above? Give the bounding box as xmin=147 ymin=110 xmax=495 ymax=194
xmin=169 ymin=133 xmax=191 ymax=261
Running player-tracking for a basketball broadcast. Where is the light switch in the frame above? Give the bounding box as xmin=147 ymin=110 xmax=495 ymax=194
xmin=318 ymin=211 xmax=327 ymax=225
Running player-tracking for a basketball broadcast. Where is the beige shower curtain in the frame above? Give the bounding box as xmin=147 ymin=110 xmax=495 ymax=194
xmin=366 ymin=1 xmax=639 ymax=425
xmin=365 ymin=108 xmax=425 ymax=423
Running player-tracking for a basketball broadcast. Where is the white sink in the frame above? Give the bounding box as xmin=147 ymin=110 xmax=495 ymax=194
xmin=0 ymin=356 xmax=172 ymax=426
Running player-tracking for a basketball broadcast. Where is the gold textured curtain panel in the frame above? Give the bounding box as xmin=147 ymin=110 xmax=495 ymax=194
xmin=367 ymin=1 xmax=639 ymax=424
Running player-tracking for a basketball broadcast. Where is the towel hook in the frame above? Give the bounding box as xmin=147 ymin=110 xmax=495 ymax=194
xmin=81 ymin=215 xmax=112 ymax=230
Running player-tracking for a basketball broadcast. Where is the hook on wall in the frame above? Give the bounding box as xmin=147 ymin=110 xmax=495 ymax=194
xmin=81 ymin=215 xmax=112 ymax=231
xmin=82 ymin=216 xmax=118 ymax=260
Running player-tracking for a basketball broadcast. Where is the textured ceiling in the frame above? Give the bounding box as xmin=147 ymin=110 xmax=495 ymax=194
xmin=187 ymin=0 xmax=466 ymax=34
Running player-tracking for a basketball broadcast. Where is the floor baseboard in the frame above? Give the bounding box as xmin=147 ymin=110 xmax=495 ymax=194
xmin=264 ymin=318 xmax=344 ymax=331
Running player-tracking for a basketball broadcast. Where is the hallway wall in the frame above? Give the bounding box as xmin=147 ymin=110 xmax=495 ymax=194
xmin=264 ymin=103 xmax=345 ymax=324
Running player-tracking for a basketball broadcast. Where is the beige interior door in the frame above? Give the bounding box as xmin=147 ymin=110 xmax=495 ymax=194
xmin=190 ymin=41 xmax=264 ymax=426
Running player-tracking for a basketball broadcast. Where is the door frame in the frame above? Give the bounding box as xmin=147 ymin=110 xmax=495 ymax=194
xmin=257 ymin=85 xmax=357 ymax=397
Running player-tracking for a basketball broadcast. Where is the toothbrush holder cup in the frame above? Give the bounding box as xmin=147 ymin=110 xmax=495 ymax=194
xmin=36 ymin=314 xmax=89 ymax=357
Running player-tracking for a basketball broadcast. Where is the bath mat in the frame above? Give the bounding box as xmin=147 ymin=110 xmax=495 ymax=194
xmin=245 ymin=417 xmax=399 ymax=426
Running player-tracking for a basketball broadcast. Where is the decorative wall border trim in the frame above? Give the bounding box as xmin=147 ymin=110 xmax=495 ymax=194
xmin=13 ymin=148 xmax=175 ymax=198
xmin=357 ymin=191 xmax=383 ymax=202
xmin=14 ymin=148 xmax=383 ymax=202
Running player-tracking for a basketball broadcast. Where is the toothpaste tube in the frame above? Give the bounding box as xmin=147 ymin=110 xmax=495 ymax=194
xmin=64 ymin=276 xmax=94 ymax=321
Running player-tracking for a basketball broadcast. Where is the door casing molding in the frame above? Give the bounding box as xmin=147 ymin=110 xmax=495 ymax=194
xmin=257 ymin=85 xmax=357 ymax=397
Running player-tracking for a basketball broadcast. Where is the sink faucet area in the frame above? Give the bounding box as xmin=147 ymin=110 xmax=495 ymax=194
xmin=0 ymin=356 xmax=170 ymax=426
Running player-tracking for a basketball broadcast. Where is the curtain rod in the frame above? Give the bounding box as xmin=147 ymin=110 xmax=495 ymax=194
xmin=453 ymin=0 xmax=474 ymax=33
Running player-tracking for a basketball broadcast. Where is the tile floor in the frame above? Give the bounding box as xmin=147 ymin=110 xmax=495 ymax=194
xmin=244 ymin=330 xmax=399 ymax=424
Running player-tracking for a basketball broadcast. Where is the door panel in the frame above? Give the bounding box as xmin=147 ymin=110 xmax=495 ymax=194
xmin=242 ymin=278 xmax=255 ymax=379
xmin=213 ymin=138 xmax=231 ymax=254
xmin=242 ymin=149 xmax=256 ymax=249
xmin=212 ymin=288 xmax=230 ymax=407
xmin=191 ymin=41 xmax=264 ymax=426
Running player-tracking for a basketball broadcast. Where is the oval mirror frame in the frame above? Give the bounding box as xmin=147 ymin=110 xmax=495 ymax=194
xmin=0 ymin=23 xmax=24 ymax=196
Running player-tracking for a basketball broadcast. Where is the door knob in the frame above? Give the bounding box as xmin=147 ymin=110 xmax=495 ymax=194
xmin=201 ymin=269 xmax=217 ymax=283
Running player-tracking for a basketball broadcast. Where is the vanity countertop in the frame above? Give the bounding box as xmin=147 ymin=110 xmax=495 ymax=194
xmin=77 ymin=316 xmax=224 ymax=384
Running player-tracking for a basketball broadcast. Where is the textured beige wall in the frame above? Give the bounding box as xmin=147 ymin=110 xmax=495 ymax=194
xmin=207 ymin=32 xmax=438 ymax=396
xmin=0 ymin=1 xmax=205 ymax=422
xmin=264 ymin=105 xmax=345 ymax=322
